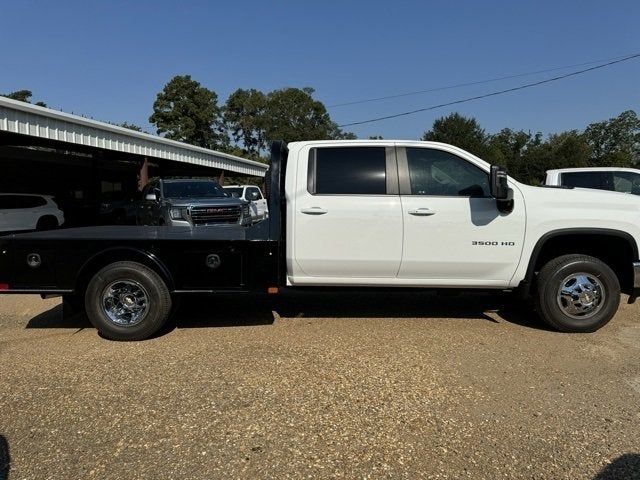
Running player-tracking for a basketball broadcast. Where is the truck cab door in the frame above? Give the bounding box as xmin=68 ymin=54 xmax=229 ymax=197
xmin=291 ymin=145 xmax=402 ymax=281
xmin=396 ymin=146 xmax=525 ymax=286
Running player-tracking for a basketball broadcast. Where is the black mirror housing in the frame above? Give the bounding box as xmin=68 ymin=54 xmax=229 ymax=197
xmin=490 ymin=165 xmax=510 ymax=200
xmin=489 ymin=165 xmax=514 ymax=213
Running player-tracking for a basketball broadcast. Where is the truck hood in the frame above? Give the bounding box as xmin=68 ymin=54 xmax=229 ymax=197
xmin=517 ymin=182 xmax=640 ymax=226
xmin=523 ymin=184 xmax=640 ymax=207
xmin=165 ymin=197 xmax=247 ymax=207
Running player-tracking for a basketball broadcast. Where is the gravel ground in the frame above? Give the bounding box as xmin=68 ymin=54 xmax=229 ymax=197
xmin=0 ymin=291 xmax=639 ymax=480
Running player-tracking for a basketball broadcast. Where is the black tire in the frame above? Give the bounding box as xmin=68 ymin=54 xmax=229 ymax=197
xmin=535 ymin=254 xmax=620 ymax=333
xmin=84 ymin=261 xmax=172 ymax=341
xmin=36 ymin=215 xmax=58 ymax=231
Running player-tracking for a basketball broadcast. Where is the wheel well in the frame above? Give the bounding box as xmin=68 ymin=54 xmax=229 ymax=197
xmin=37 ymin=215 xmax=58 ymax=226
xmin=75 ymin=249 xmax=173 ymax=297
xmin=529 ymin=233 xmax=636 ymax=293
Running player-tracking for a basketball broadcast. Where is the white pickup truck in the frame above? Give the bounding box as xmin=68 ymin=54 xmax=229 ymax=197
xmin=545 ymin=167 xmax=640 ymax=195
xmin=1 ymin=140 xmax=639 ymax=340
xmin=223 ymin=184 xmax=269 ymax=221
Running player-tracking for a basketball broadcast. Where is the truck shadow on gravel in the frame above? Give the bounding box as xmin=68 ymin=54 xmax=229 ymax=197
xmin=592 ymin=453 xmax=640 ymax=479
xmin=0 ymin=435 xmax=9 ymax=480
xmin=26 ymin=290 xmax=552 ymax=336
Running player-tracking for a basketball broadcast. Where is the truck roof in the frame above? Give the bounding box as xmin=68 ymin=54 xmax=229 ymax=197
xmin=546 ymin=167 xmax=640 ymax=174
xmin=286 ymin=140 xmax=492 ymax=170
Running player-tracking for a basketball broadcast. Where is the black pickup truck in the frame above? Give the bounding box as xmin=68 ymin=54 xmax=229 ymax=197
xmin=0 ymin=143 xmax=287 ymax=340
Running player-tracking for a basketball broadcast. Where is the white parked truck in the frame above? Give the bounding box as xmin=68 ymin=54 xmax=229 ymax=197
xmin=545 ymin=167 xmax=640 ymax=195
xmin=1 ymin=140 xmax=639 ymax=340
xmin=223 ymin=184 xmax=269 ymax=221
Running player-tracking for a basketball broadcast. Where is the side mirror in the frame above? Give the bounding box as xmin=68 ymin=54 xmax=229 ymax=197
xmin=489 ymin=165 xmax=514 ymax=213
xmin=489 ymin=165 xmax=510 ymax=200
xmin=145 ymin=193 xmax=158 ymax=201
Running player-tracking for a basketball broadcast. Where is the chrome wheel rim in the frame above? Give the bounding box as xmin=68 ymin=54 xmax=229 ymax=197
xmin=556 ymin=272 xmax=605 ymax=319
xmin=101 ymin=280 xmax=149 ymax=326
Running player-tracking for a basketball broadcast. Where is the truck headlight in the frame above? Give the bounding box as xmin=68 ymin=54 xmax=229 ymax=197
xmin=170 ymin=208 xmax=187 ymax=220
xmin=242 ymin=204 xmax=250 ymax=218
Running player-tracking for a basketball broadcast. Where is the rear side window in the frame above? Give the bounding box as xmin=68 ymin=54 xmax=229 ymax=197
xmin=561 ymin=172 xmax=613 ymax=191
xmin=0 ymin=196 xmax=16 ymax=209
xmin=309 ymin=147 xmax=387 ymax=195
xmin=16 ymin=196 xmax=47 ymax=208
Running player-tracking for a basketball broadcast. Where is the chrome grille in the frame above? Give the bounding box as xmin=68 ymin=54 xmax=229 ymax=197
xmin=189 ymin=205 xmax=241 ymax=225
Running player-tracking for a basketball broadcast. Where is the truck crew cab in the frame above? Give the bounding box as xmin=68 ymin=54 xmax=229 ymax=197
xmin=1 ymin=140 xmax=639 ymax=340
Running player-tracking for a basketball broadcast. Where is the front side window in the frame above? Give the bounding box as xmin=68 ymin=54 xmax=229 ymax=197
xmin=246 ymin=187 xmax=262 ymax=201
xmin=406 ymin=148 xmax=490 ymax=197
xmin=612 ymin=172 xmax=640 ymax=195
xmin=310 ymin=147 xmax=387 ymax=195
xmin=18 ymin=196 xmax=47 ymax=208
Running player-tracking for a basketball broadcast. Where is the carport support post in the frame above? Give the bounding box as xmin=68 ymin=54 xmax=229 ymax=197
xmin=138 ymin=157 xmax=149 ymax=191
xmin=218 ymin=169 xmax=225 ymax=185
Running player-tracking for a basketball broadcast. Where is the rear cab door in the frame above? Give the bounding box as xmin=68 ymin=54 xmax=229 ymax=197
xmin=289 ymin=142 xmax=403 ymax=283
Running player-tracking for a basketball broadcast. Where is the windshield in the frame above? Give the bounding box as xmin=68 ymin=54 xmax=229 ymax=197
xmin=162 ymin=180 xmax=228 ymax=199
xmin=224 ymin=187 xmax=244 ymax=198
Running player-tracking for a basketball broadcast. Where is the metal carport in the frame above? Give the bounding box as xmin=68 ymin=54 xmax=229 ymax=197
xmin=0 ymin=97 xmax=268 ymax=228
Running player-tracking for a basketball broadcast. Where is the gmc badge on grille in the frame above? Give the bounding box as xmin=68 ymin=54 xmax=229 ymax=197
xmin=206 ymin=254 xmax=221 ymax=269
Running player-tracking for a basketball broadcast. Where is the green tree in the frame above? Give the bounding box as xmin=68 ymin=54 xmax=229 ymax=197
xmin=2 ymin=89 xmax=47 ymax=107
xmin=223 ymin=88 xmax=268 ymax=159
xmin=485 ymin=128 xmax=536 ymax=182
xmin=584 ymin=110 xmax=640 ymax=167
xmin=422 ymin=113 xmax=488 ymax=157
xmin=149 ymin=75 xmax=227 ymax=149
xmin=520 ymin=131 xmax=591 ymax=185
xmin=119 ymin=122 xmax=144 ymax=132
xmin=263 ymin=87 xmax=353 ymax=144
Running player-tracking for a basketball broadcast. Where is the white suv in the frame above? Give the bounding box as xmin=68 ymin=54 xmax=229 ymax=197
xmin=223 ymin=185 xmax=269 ymax=221
xmin=0 ymin=194 xmax=65 ymax=232
xmin=545 ymin=167 xmax=640 ymax=195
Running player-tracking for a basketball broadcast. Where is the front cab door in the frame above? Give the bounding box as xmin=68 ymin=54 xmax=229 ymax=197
xmin=397 ymin=145 xmax=525 ymax=286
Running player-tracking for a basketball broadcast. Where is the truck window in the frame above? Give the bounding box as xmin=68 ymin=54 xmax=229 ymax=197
xmin=612 ymin=172 xmax=640 ymax=195
xmin=17 ymin=196 xmax=47 ymax=208
xmin=309 ymin=147 xmax=387 ymax=195
xmin=225 ymin=187 xmax=244 ymax=198
xmin=0 ymin=196 xmax=17 ymax=209
xmin=406 ymin=148 xmax=490 ymax=197
xmin=246 ymin=187 xmax=262 ymax=200
xmin=561 ymin=171 xmax=614 ymax=191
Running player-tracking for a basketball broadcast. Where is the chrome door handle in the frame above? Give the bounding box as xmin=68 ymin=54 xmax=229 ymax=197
xmin=300 ymin=207 xmax=328 ymax=215
xmin=408 ymin=208 xmax=436 ymax=216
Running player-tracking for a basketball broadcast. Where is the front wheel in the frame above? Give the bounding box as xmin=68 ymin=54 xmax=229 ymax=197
xmin=85 ymin=261 xmax=172 ymax=340
xmin=535 ymin=254 xmax=620 ymax=332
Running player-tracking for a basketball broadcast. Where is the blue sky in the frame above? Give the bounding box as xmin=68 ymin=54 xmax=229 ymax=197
xmin=1 ymin=0 xmax=639 ymax=140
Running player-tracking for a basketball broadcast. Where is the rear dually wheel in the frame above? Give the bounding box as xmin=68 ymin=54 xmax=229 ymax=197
xmin=84 ymin=261 xmax=172 ymax=341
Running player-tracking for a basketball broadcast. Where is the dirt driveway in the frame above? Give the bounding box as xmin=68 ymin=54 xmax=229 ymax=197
xmin=1 ymin=291 xmax=639 ymax=479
